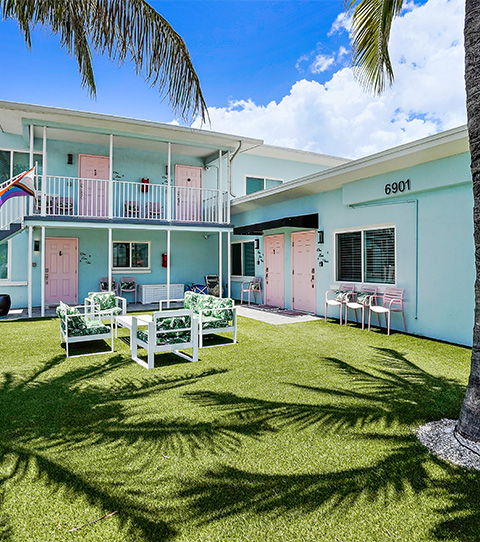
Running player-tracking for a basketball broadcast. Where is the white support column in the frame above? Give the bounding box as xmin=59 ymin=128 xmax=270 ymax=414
xmin=227 ymin=151 xmax=231 ymax=223
xmin=167 ymin=229 xmax=171 ymax=304
xmin=29 ymin=125 xmax=34 ymax=215
xmin=41 ymin=226 xmax=45 ymax=317
xmin=109 ymin=135 xmax=114 ymax=219
xmin=219 ymin=231 xmax=223 ymax=298
xmin=167 ymin=142 xmax=172 ymax=221
xmin=218 ymin=150 xmax=223 ymax=223
xmin=227 ymin=231 xmax=231 ymax=299
xmin=108 ymin=228 xmax=113 ymax=292
xmin=28 ymin=226 xmax=33 ymax=317
xmin=41 ymin=127 xmax=47 ymax=216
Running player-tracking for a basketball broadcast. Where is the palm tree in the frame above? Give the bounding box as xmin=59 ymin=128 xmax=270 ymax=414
xmin=1 ymin=0 xmax=208 ymax=122
xmin=347 ymin=0 xmax=480 ymax=442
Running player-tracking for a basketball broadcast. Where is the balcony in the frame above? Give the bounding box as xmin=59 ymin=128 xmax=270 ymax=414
xmin=0 ymin=175 xmax=229 ymax=231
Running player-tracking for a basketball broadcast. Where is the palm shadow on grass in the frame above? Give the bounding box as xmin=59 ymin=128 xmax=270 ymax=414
xmin=181 ymin=347 xmax=480 ymax=541
xmin=0 ymin=355 xmax=270 ymax=541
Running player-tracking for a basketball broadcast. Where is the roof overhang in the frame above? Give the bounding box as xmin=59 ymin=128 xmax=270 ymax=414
xmin=0 ymin=100 xmax=263 ymax=159
xmin=231 ymin=125 xmax=469 ymax=214
xmin=233 ymin=213 xmax=318 ymax=235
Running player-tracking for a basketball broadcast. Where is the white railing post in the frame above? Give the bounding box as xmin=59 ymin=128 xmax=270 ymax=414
xmin=109 ymin=135 xmax=114 ymax=219
xmin=218 ymin=151 xmax=223 ymax=223
xmin=167 ymin=142 xmax=172 ymax=221
xmin=41 ymin=126 xmax=47 ymax=216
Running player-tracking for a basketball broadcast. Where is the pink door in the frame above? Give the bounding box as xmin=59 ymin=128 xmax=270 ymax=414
xmin=175 ymin=165 xmax=202 ymax=221
xmin=265 ymin=234 xmax=285 ymax=307
xmin=45 ymin=237 xmax=78 ymax=304
xmin=292 ymin=231 xmax=316 ymax=313
xmin=79 ymin=154 xmax=110 ymax=217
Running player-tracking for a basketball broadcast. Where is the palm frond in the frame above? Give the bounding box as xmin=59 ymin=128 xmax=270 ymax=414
xmin=1 ymin=0 xmax=208 ymax=122
xmin=346 ymin=0 xmax=404 ymax=94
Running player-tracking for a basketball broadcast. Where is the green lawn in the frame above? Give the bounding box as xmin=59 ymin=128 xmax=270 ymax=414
xmin=0 ymin=314 xmax=477 ymax=542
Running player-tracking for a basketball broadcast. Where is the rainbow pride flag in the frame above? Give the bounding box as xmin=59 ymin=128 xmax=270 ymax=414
xmin=0 ymin=167 xmax=36 ymax=210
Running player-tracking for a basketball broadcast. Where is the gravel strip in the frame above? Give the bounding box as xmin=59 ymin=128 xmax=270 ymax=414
xmin=417 ymin=418 xmax=480 ymax=470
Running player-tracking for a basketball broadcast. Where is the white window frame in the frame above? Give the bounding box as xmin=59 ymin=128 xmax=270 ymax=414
xmin=333 ymin=224 xmax=396 ymax=286
xmin=231 ymin=240 xmax=256 ymax=279
xmin=0 ymin=240 xmax=11 ymax=282
xmin=244 ymin=174 xmax=283 ymax=196
xmin=112 ymin=240 xmax=151 ymax=273
xmin=0 ymin=148 xmax=43 ymax=180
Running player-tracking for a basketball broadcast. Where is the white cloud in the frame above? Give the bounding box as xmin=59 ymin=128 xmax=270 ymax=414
xmin=310 ymin=54 xmax=335 ymax=73
xmin=194 ymin=0 xmax=466 ymax=159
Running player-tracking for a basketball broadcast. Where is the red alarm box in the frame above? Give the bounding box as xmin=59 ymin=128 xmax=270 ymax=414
xmin=162 ymin=253 xmax=168 ymax=267
xmin=141 ymin=177 xmax=149 ymax=193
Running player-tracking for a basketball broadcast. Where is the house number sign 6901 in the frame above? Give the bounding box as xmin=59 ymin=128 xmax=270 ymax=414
xmin=385 ymin=179 xmax=410 ymax=195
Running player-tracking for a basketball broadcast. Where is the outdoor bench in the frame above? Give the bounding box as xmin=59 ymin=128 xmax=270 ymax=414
xmin=160 ymin=291 xmax=237 ymax=348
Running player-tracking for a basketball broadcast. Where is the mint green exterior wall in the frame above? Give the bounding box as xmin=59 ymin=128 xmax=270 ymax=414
xmin=231 ymin=153 xmax=332 ymax=197
xmin=231 ymin=152 xmax=475 ymax=346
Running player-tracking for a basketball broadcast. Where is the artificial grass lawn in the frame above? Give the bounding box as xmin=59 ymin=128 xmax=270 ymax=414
xmin=0 ymin=314 xmax=477 ymax=541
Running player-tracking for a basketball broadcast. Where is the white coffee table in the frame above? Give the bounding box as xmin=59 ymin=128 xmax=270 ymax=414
xmin=116 ymin=314 xmax=152 ymax=341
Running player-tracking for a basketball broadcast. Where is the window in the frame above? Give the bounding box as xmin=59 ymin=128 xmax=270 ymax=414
xmin=113 ymin=242 xmax=150 ymax=270
xmin=0 ymin=150 xmax=43 ymax=184
xmin=246 ymin=176 xmax=283 ymax=195
xmin=231 ymin=241 xmax=255 ymax=276
xmin=336 ymin=227 xmax=395 ymax=284
xmin=0 ymin=243 xmax=8 ymax=280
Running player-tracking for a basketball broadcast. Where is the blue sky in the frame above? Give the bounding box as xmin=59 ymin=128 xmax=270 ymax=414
xmin=0 ymin=0 xmax=466 ymax=158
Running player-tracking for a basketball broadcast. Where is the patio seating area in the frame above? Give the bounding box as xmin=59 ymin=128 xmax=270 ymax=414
xmin=0 ymin=311 xmax=475 ymax=541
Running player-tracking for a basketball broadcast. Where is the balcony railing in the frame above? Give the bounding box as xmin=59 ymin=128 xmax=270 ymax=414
xmin=27 ymin=175 xmax=229 ymax=224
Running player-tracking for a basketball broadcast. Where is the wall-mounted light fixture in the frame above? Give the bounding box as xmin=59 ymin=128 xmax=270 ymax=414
xmin=317 ymin=231 xmax=324 ymax=244
xmin=34 ymin=240 xmax=40 ymax=252
xmin=254 ymin=238 xmax=260 ymax=250
xmin=67 ymin=153 xmax=73 ymax=165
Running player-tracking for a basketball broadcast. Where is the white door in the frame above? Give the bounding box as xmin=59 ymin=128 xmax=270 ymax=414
xmin=292 ymin=231 xmax=316 ymax=313
xmin=264 ymin=234 xmax=285 ymax=307
xmin=175 ymin=165 xmax=202 ymax=221
xmin=79 ymin=154 xmax=110 ymax=217
xmin=45 ymin=237 xmax=78 ymax=304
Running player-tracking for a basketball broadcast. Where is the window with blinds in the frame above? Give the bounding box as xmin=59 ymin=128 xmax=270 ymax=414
xmin=231 ymin=241 xmax=255 ymax=276
xmin=336 ymin=227 xmax=395 ymax=284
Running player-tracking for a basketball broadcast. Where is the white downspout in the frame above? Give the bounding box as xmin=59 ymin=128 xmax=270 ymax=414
xmin=219 ymin=231 xmax=223 ymax=298
xmin=28 ymin=225 xmax=33 ymax=317
xmin=108 ymin=228 xmax=112 ymax=292
xmin=41 ymin=226 xmax=45 ymax=317
xmin=167 ymin=229 xmax=171 ymax=305
xmin=218 ymin=150 xmax=223 ymax=222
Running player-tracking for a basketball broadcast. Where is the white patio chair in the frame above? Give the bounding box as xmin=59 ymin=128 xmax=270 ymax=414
xmin=368 ymin=287 xmax=406 ymax=335
xmin=344 ymin=285 xmax=378 ymax=329
xmin=324 ymin=283 xmax=355 ymax=325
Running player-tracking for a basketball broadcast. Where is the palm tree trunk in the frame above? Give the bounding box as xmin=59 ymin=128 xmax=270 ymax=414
xmin=456 ymin=0 xmax=480 ymax=442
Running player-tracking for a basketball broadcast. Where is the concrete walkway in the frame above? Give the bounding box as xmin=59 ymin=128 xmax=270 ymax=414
xmin=236 ymin=304 xmax=319 ymax=325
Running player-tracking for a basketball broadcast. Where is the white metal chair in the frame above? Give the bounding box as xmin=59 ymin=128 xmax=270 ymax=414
xmin=344 ymin=285 xmax=378 ymax=329
xmin=324 ymin=283 xmax=355 ymax=325
xmin=368 ymin=287 xmax=406 ymax=335
xmin=131 ymin=310 xmax=199 ymax=369
xmin=240 ymin=277 xmax=262 ymax=305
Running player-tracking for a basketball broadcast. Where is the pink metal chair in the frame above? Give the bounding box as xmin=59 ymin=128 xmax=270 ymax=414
xmin=344 ymin=285 xmax=378 ymax=329
xmin=368 ymin=287 xmax=406 ymax=335
xmin=124 ymin=201 xmax=140 ymax=218
xmin=146 ymin=202 xmax=164 ymax=219
xmin=57 ymin=196 xmax=74 ymax=215
xmin=324 ymin=283 xmax=355 ymax=325
xmin=118 ymin=276 xmax=137 ymax=303
xmin=240 ymin=277 xmax=263 ymax=305
xmin=99 ymin=276 xmax=116 ymax=292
